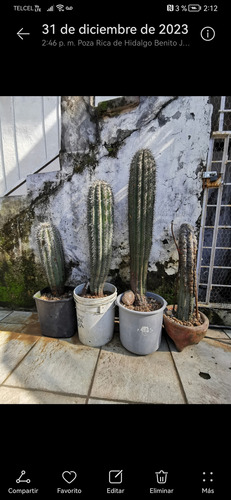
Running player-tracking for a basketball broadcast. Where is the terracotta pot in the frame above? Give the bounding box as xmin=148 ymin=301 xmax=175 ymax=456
xmin=163 ymin=305 xmax=209 ymax=351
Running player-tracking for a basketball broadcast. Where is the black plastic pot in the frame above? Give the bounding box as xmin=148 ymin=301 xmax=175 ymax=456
xmin=33 ymin=286 xmax=77 ymax=338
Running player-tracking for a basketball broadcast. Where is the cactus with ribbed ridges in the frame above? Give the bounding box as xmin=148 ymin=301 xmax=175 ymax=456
xmin=128 ymin=149 xmax=156 ymax=305
xmin=88 ymin=180 xmax=114 ymax=297
xmin=177 ymin=223 xmax=198 ymax=322
xmin=36 ymin=222 xmax=66 ymax=296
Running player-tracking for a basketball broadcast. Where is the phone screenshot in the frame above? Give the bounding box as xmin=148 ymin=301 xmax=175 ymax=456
xmin=0 ymin=2 xmax=230 ymax=499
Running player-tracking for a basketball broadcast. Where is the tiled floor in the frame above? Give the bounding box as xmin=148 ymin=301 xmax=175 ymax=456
xmin=0 ymin=309 xmax=231 ymax=404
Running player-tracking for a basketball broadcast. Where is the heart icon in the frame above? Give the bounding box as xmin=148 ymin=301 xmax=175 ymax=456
xmin=62 ymin=471 xmax=77 ymax=484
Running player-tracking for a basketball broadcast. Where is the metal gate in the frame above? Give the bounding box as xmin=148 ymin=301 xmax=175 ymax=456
xmin=197 ymin=96 xmax=231 ymax=308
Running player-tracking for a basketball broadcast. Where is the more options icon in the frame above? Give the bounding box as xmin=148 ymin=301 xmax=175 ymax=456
xmin=202 ymin=471 xmax=214 ymax=482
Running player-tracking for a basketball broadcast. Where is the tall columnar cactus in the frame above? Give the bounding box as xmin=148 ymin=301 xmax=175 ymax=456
xmin=88 ymin=180 xmax=114 ymax=297
xmin=177 ymin=223 xmax=198 ymax=322
xmin=128 ymin=149 xmax=156 ymax=302
xmin=36 ymin=222 xmax=66 ymax=296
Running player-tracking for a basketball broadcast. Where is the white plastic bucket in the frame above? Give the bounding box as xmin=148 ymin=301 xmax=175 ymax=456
xmin=73 ymin=283 xmax=117 ymax=347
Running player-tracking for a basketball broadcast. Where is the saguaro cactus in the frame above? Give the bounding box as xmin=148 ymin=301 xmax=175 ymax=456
xmin=36 ymin=222 xmax=66 ymax=296
xmin=88 ymin=180 xmax=114 ymax=296
xmin=128 ymin=149 xmax=156 ymax=303
xmin=177 ymin=223 xmax=198 ymax=322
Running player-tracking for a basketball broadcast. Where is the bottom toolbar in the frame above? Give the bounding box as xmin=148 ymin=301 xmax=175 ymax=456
xmin=3 ymin=467 xmax=226 ymax=497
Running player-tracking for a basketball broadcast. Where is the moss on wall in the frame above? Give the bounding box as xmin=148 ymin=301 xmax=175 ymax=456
xmin=147 ymin=262 xmax=178 ymax=305
xmin=72 ymin=150 xmax=98 ymax=173
xmin=0 ymin=200 xmax=46 ymax=309
xmin=96 ymin=96 xmax=140 ymax=118
xmin=0 ymin=255 xmax=45 ymax=309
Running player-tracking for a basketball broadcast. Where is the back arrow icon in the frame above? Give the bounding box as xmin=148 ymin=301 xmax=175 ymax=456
xmin=17 ymin=28 xmax=30 ymax=40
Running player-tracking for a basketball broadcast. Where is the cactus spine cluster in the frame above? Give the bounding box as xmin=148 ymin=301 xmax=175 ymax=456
xmin=37 ymin=222 xmax=66 ymax=296
xmin=128 ymin=149 xmax=156 ymax=302
xmin=177 ymin=223 xmax=198 ymax=322
xmin=88 ymin=180 xmax=114 ymax=296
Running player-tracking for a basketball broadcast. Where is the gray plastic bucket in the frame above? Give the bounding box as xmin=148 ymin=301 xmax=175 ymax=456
xmin=73 ymin=283 xmax=117 ymax=347
xmin=117 ymin=292 xmax=167 ymax=355
xmin=33 ymin=287 xmax=77 ymax=338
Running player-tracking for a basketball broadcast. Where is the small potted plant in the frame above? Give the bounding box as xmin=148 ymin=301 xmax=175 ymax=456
xmin=116 ymin=149 xmax=167 ymax=355
xmin=33 ymin=221 xmax=77 ymax=338
xmin=163 ymin=222 xmax=209 ymax=351
xmin=73 ymin=180 xmax=117 ymax=347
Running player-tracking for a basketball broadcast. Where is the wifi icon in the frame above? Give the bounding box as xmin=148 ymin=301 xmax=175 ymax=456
xmin=56 ymin=4 xmax=64 ymax=10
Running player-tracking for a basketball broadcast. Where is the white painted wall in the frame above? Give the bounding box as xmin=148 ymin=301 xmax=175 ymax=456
xmin=0 ymin=96 xmax=61 ymax=196
xmin=27 ymin=96 xmax=213 ymax=286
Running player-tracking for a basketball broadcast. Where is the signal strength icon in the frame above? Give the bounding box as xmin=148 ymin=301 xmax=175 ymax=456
xmin=56 ymin=4 xmax=65 ymax=10
xmin=47 ymin=5 xmax=54 ymax=11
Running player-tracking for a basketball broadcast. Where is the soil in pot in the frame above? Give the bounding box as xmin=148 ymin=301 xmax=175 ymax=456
xmin=121 ymin=290 xmax=162 ymax=312
xmin=79 ymin=283 xmax=113 ymax=299
xmin=164 ymin=308 xmax=204 ymax=327
xmin=40 ymin=289 xmax=73 ymax=301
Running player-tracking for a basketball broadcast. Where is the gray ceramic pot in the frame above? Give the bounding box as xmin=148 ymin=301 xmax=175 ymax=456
xmin=34 ymin=286 xmax=77 ymax=338
xmin=117 ymin=292 xmax=167 ymax=355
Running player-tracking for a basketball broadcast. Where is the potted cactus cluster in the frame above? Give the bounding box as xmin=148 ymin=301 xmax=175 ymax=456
xmin=33 ymin=148 xmax=209 ymax=354
xmin=163 ymin=223 xmax=209 ymax=351
xmin=116 ymin=149 xmax=167 ymax=355
xmin=73 ymin=180 xmax=117 ymax=347
xmin=33 ymin=222 xmax=77 ymax=338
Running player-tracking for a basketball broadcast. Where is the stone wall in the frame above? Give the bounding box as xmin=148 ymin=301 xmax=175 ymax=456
xmin=0 ymin=96 xmax=213 ymax=309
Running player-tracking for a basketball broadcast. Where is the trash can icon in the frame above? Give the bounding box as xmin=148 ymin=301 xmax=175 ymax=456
xmin=155 ymin=470 xmax=168 ymax=484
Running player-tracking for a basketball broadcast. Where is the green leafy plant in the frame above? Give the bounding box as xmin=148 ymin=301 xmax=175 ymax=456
xmin=128 ymin=148 xmax=156 ymax=305
xmin=88 ymin=180 xmax=114 ymax=296
xmin=36 ymin=221 xmax=66 ymax=296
